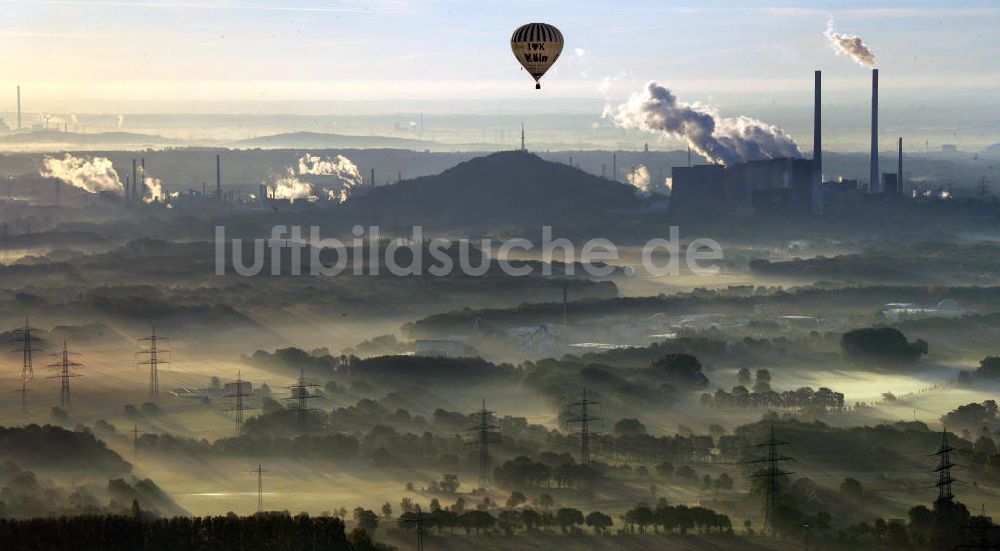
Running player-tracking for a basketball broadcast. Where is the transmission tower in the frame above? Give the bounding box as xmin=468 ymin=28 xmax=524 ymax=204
xmin=285 ymin=368 xmax=322 ymax=426
xmin=131 ymin=423 xmax=148 ymax=458
xmin=224 ymin=371 xmax=256 ymax=437
xmin=137 ymin=325 xmax=170 ymax=401
xmin=932 ymin=427 xmax=957 ymax=505
xmin=251 ymin=464 xmax=267 ymax=512
xmin=47 ymin=341 xmax=82 ymax=410
xmin=466 ymin=399 xmax=501 ymax=489
xmin=10 ymin=316 xmax=41 ymax=412
xmin=401 ymin=512 xmax=430 ymax=551
xmin=743 ymin=425 xmax=795 ymax=537
xmin=566 ymin=388 xmax=601 ymax=465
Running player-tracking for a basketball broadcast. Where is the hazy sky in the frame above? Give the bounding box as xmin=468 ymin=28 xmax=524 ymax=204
xmin=0 ymin=0 xmax=997 ymax=111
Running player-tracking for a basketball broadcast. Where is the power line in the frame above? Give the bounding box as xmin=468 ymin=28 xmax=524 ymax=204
xmin=400 ymin=512 xmax=431 ymax=551
xmin=251 ymin=464 xmax=267 ymax=513
xmin=566 ymin=388 xmax=601 ymax=465
xmin=466 ymin=398 xmax=501 ymax=489
xmin=137 ymin=324 xmax=170 ymax=401
xmin=742 ymin=425 xmax=795 ymax=538
xmin=932 ymin=427 xmax=957 ymax=506
xmin=284 ymin=368 xmax=321 ymax=426
xmin=10 ymin=315 xmax=42 ymax=413
xmin=46 ymin=340 xmax=82 ymax=410
xmin=224 ymin=371 xmax=255 ymax=437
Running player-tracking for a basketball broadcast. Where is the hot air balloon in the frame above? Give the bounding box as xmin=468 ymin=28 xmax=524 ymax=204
xmin=511 ymin=22 xmax=564 ymax=89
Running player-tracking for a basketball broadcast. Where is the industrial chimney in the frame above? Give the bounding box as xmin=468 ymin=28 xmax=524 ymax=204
xmin=812 ymin=70 xmax=824 ymax=215
xmin=897 ymin=137 xmax=903 ymax=195
xmin=869 ymin=68 xmax=879 ymax=194
xmin=370 ymin=168 xmax=375 ymax=189
xmin=131 ymin=159 xmax=137 ymax=204
xmin=16 ymin=86 xmax=21 ymax=130
xmin=216 ymin=154 xmax=222 ymax=203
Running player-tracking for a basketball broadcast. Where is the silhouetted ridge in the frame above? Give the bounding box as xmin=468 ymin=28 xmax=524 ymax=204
xmin=349 ymin=150 xmax=640 ymax=227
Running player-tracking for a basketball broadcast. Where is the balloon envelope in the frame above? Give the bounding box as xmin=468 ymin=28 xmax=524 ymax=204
xmin=511 ymin=22 xmax=564 ymax=89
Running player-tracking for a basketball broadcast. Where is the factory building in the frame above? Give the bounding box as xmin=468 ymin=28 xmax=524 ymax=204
xmin=670 ymin=69 xmax=904 ymax=215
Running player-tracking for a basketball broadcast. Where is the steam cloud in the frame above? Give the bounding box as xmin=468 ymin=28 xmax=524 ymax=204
xmin=142 ymin=175 xmax=176 ymax=204
xmin=40 ymin=154 xmax=123 ymax=195
xmin=824 ymin=19 xmax=877 ymax=68
xmin=606 ymin=82 xmax=801 ymax=166
xmin=626 ymin=165 xmax=652 ymax=197
xmin=297 ymin=154 xmax=363 ymax=188
xmin=116 ymin=115 xmax=125 ymax=128
xmin=626 ymin=164 xmax=670 ymax=197
xmin=269 ymin=154 xmax=363 ymax=203
xmin=271 ymin=169 xmax=316 ymax=202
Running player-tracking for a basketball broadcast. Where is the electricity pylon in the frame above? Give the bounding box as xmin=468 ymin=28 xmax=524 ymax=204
xmin=466 ymin=399 xmax=501 ymax=489
xmin=566 ymin=388 xmax=601 ymax=465
xmin=401 ymin=512 xmax=430 ymax=551
xmin=10 ymin=316 xmax=41 ymax=412
xmin=285 ymin=368 xmax=321 ymax=426
xmin=251 ymin=464 xmax=267 ymax=512
xmin=47 ymin=341 xmax=82 ymax=410
xmin=137 ymin=324 xmax=169 ymax=401
xmin=224 ymin=371 xmax=256 ymax=437
xmin=932 ymin=427 xmax=956 ymax=505
xmin=743 ymin=425 xmax=795 ymax=537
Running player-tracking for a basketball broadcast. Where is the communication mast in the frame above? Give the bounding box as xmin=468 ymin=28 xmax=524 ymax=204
xmin=137 ymin=325 xmax=169 ymax=401
xmin=10 ymin=316 xmax=41 ymax=412
xmin=743 ymin=425 xmax=795 ymax=537
xmin=466 ymin=399 xmax=501 ymax=489
xmin=47 ymin=341 xmax=82 ymax=410
xmin=566 ymin=388 xmax=601 ymax=464
xmin=285 ymin=368 xmax=321 ymax=426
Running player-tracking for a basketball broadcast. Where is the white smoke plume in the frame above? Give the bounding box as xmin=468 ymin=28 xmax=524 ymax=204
xmin=116 ymin=115 xmax=125 ymax=128
xmin=142 ymin=175 xmax=177 ymax=204
xmin=40 ymin=154 xmax=123 ymax=195
xmin=626 ymin=165 xmax=651 ymax=194
xmin=297 ymin=154 xmax=363 ymax=187
xmin=824 ymin=19 xmax=877 ymax=68
xmin=626 ymin=164 xmax=670 ymax=197
xmin=267 ymin=154 xmax=363 ymax=203
xmin=271 ymin=168 xmax=316 ymax=202
xmin=606 ymin=82 xmax=801 ymax=166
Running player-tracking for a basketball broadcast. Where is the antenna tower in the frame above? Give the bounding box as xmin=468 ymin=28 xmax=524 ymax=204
xmin=11 ymin=316 xmax=41 ymax=412
xmin=566 ymin=388 xmax=601 ymax=464
xmin=137 ymin=325 xmax=169 ymax=401
xmin=466 ymin=399 xmax=501 ymax=489
xmin=285 ymin=368 xmax=322 ymax=425
xmin=743 ymin=425 xmax=795 ymax=537
xmin=47 ymin=341 xmax=82 ymax=410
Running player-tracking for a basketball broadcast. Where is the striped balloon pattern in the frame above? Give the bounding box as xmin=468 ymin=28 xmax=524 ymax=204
xmin=511 ymin=22 xmax=564 ymax=89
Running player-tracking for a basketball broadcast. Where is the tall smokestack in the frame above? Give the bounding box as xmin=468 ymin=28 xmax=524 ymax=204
xmin=370 ymin=168 xmax=375 ymax=189
xmin=16 ymin=86 xmax=21 ymax=130
xmin=216 ymin=154 xmax=222 ymax=203
xmin=131 ymin=159 xmax=137 ymax=203
xmin=897 ymin=137 xmax=903 ymax=195
xmin=869 ymin=68 xmax=879 ymax=194
xmin=812 ymin=70 xmax=824 ymax=215
xmin=612 ymin=154 xmax=617 ymax=181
